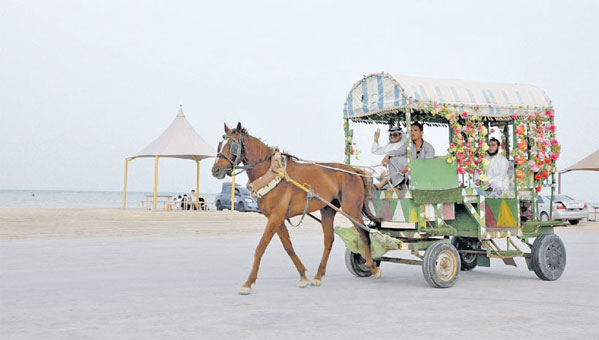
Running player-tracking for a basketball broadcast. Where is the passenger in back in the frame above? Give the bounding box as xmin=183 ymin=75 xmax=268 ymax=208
xmin=479 ymin=137 xmax=509 ymax=198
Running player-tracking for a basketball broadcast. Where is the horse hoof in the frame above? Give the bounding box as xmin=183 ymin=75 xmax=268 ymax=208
xmin=372 ymin=268 xmax=382 ymax=279
xmin=311 ymin=279 xmax=321 ymax=286
xmin=298 ymin=279 xmax=309 ymax=288
xmin=239 ymin=286 xmax=252 ymax=295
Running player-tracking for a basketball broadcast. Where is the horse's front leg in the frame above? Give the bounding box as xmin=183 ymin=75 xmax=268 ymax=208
xmin=277 ymin=223 xmax=309 ymax=288
xmin=240 ymin=215 xmax=283 ymax=295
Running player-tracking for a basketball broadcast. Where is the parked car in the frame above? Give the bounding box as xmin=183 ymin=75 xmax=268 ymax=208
xmin=537 ymin=195 xmax=588 ymax=225
xmin=215 ymin=183 xmax=260 ymax=213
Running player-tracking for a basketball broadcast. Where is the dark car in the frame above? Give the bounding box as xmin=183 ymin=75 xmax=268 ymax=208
xmin=215 ymin=183 xmax=260 ymax=213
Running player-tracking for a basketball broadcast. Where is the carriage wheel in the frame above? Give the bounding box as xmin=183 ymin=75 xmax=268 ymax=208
xmin=531 ymin=234 xmax=566 ymax=281
xmin=422 ymin=241 xmax=461 ymax=288
xmin=216 ymin=201 xmax=223 ymax=211
xmin=451 ymin=237 xmax=480 ymax=271
xmin=344 ymin=248 xmax=373 ymax=277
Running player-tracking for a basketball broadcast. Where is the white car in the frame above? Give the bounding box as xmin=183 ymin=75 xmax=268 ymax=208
xmin=537 ymin=195 xmax=588 ymax=225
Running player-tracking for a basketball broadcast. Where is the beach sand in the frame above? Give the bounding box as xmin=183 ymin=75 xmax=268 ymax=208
xmin=1 ymin=209 xmax=598 ymax=339
xmin=0 ymin=208 xmax=334 ymax=239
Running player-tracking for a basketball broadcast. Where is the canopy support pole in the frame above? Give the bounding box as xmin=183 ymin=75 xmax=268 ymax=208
xmin=196 ymin=160 xmax=200 ymax=195
xmin=153 ymin=156 xmax=159 ymax=211
xmin=558 ymin=171 xmax=562 ymax=194
xmin=123 ymin=158 xmax=129 ymax=209
xmin=231 ymin=168 xmax=236 ymax=211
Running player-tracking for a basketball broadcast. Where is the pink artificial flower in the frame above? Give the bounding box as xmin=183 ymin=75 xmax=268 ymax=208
xmin=462 ymin=112 xmax=468 ymax=117
xmin=551 ymin=139 xmax=558 ymax=146
xmin=458 ymin=167 xmax=465 ymax=174
xmin=551 ymin=154 xmax=559 ymax=161
xmin=511 ymin=114 xmax=517 ymax=119
xmin=545 ymin=109 xmax=552 ymax=116
xmin=550 ymin=125 xmax=556 ymax=132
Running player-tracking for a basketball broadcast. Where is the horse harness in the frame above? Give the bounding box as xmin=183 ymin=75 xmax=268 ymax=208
xmin=218 ymin=133 xmax=370 ymax=231
xmin=217 ymin=133 xmax=272 ymax=176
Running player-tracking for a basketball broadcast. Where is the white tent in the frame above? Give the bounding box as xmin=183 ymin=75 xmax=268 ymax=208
xmin=123 ymin=105 xmax=217 ymax=209
xmin=558 ymin=149 xmax=599 ymax=194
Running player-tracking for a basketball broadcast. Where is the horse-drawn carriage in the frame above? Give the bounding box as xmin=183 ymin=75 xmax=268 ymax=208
xmin=212 ymin=73 xmax=566 ymax=294
xmin=339 ymin=73 xmax=566 ymax=287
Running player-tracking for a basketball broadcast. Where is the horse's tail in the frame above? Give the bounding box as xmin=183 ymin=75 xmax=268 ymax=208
xmin=354 ymin=168 xmax=381 ymax=225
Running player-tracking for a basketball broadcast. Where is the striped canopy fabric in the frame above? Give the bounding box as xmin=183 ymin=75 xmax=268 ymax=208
xmin=343 ymin=73 xmax=553 ymax=119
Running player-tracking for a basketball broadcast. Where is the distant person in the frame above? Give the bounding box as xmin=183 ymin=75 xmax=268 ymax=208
xmin=174 ymin=195 xmax=182 ymax=210
xmin=191 ymin=189 xmax=199 ymax=210
xmin=183 ymin=194 xmax=189 ymax=210
xmin=480 ymin=137 xmax=509 ymax=198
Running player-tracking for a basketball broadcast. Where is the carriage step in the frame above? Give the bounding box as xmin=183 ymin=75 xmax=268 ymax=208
xmin=420 ymin=227 xmax=457 ymax=236
xmin=487 ymin=250 xmax=522 ymax=258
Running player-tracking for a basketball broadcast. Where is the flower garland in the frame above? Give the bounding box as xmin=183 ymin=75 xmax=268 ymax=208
xmin=445 ymin=110 xmax=489 ymax=183
xmin=344 ymin=119 xmax=360 ymax=162
xmin=512 ymin=109 xmax=560 ymax=192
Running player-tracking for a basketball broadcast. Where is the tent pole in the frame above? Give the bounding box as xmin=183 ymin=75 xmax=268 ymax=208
xmin=231 ymin=168 xmax=236 ymax=211
xmin=558 ymin=171 xmax=562 ymax=194
xmin=123 ymin=159 xmax=129 ymax=209
xmin=153 ymin=156 xmax=159 ymax=211
xmin=196 ymin=160 xmax=200 ymax=195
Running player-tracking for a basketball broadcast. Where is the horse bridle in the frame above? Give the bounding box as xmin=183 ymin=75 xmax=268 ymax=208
xmin=217 ymin=133 xmax=273 ymax=176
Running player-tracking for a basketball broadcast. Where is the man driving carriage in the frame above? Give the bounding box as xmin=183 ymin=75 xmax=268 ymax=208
xmin=372 ymin=122 xmax=435 ymax=190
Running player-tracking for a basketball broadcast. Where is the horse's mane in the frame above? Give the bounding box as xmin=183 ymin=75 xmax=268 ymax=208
xmin=236 ymin=126 xmax=298 ymax=159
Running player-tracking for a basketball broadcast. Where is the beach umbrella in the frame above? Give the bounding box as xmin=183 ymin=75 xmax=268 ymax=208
xmin=123 ymin=105 xmax=217 ymax=210
xmin=558 ymin=149 xmax=599 ymax=194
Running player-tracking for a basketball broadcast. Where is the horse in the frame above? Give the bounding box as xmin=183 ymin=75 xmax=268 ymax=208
xmin=211 ymin=122 xmax=380 ymax=295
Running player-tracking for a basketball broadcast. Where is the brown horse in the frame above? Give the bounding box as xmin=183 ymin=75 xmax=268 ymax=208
xmin=211 ymin=122 xmax=380 ymax=295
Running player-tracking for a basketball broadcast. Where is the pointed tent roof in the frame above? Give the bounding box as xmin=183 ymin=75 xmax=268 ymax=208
xmin=561 ymin=149 xmax=599 ymax=174
xmin=130 ymin=105 xmax=217 ymax=160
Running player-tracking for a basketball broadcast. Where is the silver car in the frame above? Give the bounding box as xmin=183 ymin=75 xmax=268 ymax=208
xmin=537 ymin=194 xmax=588 ymax=225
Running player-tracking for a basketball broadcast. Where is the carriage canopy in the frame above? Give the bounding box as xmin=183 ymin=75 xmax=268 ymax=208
xmin=343 ymin=73 xmax=553 ymax=120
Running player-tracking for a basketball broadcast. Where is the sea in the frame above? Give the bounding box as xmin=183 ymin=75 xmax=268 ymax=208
xmin=0 ymin=190 xmax=217 ymax=209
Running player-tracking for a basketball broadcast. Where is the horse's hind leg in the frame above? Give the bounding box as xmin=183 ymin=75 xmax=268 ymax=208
xmin=240 ymin=216 xmax=283 ymax=295
xmin=341 ymin=201 xmax=381 ymax=278
xmin=277 ymin=223 xmax=309 ymax=288
xmin=312 ymin=207 xmax=336 ymax=286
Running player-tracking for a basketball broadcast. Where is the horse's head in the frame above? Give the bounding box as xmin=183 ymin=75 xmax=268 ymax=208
xmin=211 ymin=122 xmax=248 ymax=179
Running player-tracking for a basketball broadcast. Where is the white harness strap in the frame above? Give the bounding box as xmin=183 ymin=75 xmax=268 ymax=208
xmin=247 ymin=150 xmax=287 ymax=199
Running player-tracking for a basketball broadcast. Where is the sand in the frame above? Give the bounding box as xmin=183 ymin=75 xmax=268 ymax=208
xmin=1 ymin=209 xmax=598 ymax=339
xmin=0 ymin=208 xmax=330 ymax=239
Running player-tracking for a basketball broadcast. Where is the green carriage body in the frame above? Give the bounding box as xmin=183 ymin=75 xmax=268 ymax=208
xmin=339 ymin=73 xmax=567 ymax=287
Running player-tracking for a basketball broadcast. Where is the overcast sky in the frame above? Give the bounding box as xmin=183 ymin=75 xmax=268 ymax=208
xmin=1 ymin=0 xmax=598 ymax=201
